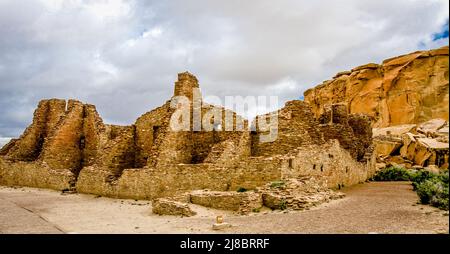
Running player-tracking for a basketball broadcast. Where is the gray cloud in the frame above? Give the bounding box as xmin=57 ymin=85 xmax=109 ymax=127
xmin=0 ymin=0 xmax=448 ymax=137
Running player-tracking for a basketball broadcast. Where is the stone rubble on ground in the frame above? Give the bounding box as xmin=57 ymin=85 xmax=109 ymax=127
xmin=152 ymin=198 xmax=197 ymax=217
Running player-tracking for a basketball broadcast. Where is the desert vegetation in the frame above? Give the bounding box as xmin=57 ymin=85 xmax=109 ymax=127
xmin=372 ymin=167 xmax=449 ymax=210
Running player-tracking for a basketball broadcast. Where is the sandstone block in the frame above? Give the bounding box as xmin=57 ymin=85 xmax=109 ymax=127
xmin=374 ymin=139 xmax=402 ymax=156
xmin=417 ymin=119 xmax=448 ymax=137
xmin=189 ymin=190 xmax=262 ymax=214
xmin=400 ymin=133 xmax=417 ymax=161
xmin=212 ymin=222 xmax=232 ymax=230
xmin=152 ymin=198 xmax=196 ymax=217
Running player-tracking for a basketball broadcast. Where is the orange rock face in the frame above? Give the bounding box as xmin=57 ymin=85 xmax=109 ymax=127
xmin=304 ymin=46 xmax=449 ymax=127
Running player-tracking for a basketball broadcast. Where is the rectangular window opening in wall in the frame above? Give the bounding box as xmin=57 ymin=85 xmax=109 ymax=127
xmin=250 ymin=130 xmax=258 ymax=156
xmin=288 ymin=158 xmax=293 ymax=168
xmin=35 ymin=134 xmax=45 ymax=157
xmin=109 ymin=129 xmax=117 ymax=140
xmin=79 ymin=136 xmax=86 ymax=149
xmin=152 ymin=126 xmax=161 ymax=142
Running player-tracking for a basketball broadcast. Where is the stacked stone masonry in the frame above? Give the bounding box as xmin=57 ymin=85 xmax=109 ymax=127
xmin=0 ymin=71 xmax=376 ymax=200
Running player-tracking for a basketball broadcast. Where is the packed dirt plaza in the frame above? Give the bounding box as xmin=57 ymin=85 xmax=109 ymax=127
xmin=0 ymin=182 xmax=448 ymax=234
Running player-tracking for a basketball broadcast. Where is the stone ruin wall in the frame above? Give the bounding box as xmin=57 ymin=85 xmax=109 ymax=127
xmin=0 ymin=72 xmax=376 ymax=200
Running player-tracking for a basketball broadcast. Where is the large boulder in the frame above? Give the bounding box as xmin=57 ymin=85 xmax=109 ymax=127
xmin=417 ymin=119 xmax=448 ymax=137
xmin=374 ymin=139 xmax=403 ymax=156
xmin=400 ymin=133 xmax=417 ymax=161
xmin=152 ymin=198 xmax=196 ymax=217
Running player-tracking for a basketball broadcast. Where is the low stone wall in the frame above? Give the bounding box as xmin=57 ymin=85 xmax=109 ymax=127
xmin=189 ymin=190 xmax=262 ymax=212
xmin=1 ymin=139 xmax=375 ymax=200
xmin=74 ymin=140 xmax=374 ymax=200
xmin=76 ymin=159 xmax=284 ymax=200
xmin=282 ymin=140 xmax=376 ymax=189
xmin=0 ymin=158 xmax=74 ymax=191
xmin=190 ymin=190 xmax=248 ymax=211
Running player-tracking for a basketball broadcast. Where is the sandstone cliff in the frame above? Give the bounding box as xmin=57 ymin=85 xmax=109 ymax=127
xmin=304 ymin=46 xmax=449 ymax=127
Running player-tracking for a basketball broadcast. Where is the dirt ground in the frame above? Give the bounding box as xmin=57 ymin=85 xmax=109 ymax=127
xmin=0 ymin=181 xmax=448 ymax=234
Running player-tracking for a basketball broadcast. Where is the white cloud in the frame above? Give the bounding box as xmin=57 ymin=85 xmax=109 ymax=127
xmin=0 ymin=138 xmax=12 ymax=148
xmin=0 ymin=0 xmax=448 ymax=137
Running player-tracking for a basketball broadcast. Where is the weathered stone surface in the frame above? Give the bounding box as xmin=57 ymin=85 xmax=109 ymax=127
xmin=399 ymin=133 xmax=417 ymax=161
xmin=190 ymin=190 xmax=247 ymax=211
xmin=251 ymin=100 xmax=325 ymax=157
xmin=373 ymin=124 xmax=417 ymax=137
xmin=260 ymin=177 xmax=345 ymax=211
xmin=0 ymin=157 xmax=75 ymax=191
xmin=417 ymin=118 xmax=448 ymax=138
xmin=189 ymin=190 xmax=262 ymax=214
xmin=374 ymin=139 xmax=402 ymax=156
xmin=317 ymin=104 xmax=373 ymax=161
xmin=212 ymin=222 xmax=232 ymax=230
xmin=152 ymin=198 xmax=196 ymax=217
xmin=374 ymin=119 xmax=449 ymax=169
xmin=304 ymin=46 xmax=449 ymax=127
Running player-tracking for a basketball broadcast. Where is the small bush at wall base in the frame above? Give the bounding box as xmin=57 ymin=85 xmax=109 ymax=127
xmin=236 ymin=187 xmax=248 ymax=193
xmin=279 ymin=199 xmax=287 ymax=210
xmin=415 ymin=171 xmax=449 ymax=211
xmin=371 ymin=166 xmax=412 ymax=181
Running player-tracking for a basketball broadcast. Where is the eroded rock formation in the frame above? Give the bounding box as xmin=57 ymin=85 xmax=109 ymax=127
xmin=304 ymin=46 xmax=449 ymax=127
xmin=0 ymin=72 xmax=376 ymax=203
xmin=374 ymin=119 xmax=449 ymax=169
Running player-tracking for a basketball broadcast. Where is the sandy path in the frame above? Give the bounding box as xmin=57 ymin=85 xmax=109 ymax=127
xmin=0 ymin=182 xmax=448 ymax=234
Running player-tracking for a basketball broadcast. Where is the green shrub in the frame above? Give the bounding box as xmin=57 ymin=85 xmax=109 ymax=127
xmin=236 ymin=187 xmax=248 ymax=193
xmin=416 ymin=180 xmax=439 ymax=204
xmin=252 ymin=207 xmax=261 ymax=213
xmin=371 ymin=166 xmax=412 ymax=181
xmin=372 ymin=167 xmax=449 ymax=210
xmin=279 ymin=199 xmax=287 ymax=210
xmin=414 ymin=171 xmax=449 ymax=211
xmin=270 ymin=180 xmax=285 ymax=189
xmin=410 ymin=170 xmax=434 ymax=190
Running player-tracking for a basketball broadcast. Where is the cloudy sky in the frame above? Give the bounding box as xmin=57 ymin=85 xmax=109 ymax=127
xmin=0 ymin=0 xmax=448 ymax=143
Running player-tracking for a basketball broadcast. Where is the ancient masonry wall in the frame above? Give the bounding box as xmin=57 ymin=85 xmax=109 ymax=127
xmin=0 ymin=71 xmax=376 ymax=199
xmin=318 ymin=104 xmax=373 ymax=161
xmin=0 ymin=158 xmax=75 ymax=190
xmin=251 ymin=100 xmax=325 ymax=156
xmin=75 ymin=140 xmax=371 ymax=199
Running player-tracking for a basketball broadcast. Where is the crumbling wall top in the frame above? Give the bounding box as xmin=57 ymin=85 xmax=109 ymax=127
xmin=174 ymin=71 xmax=200 ymax=98
xmin=177 ymin=71 xmax=198 ymax=82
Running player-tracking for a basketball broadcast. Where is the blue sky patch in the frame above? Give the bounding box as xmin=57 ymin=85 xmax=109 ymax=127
xmin=433 ymin=20 xmax=449 ymax=41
